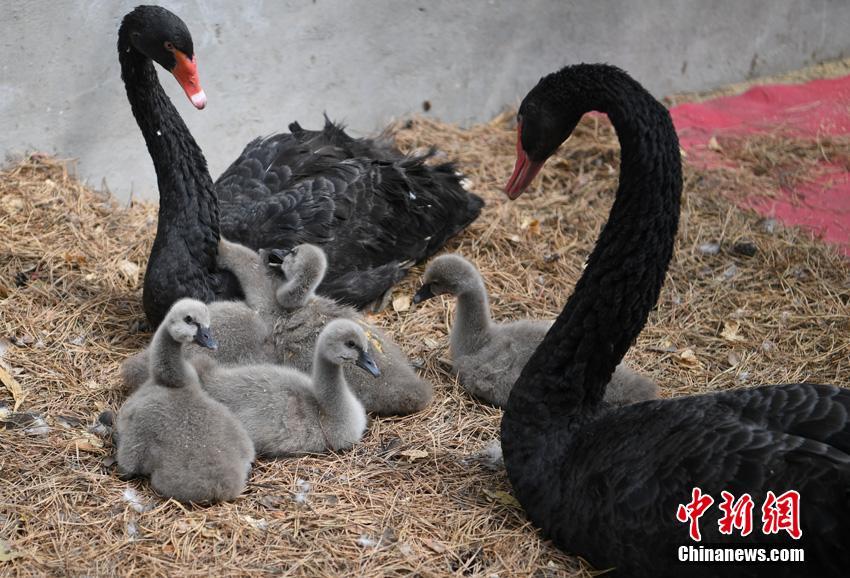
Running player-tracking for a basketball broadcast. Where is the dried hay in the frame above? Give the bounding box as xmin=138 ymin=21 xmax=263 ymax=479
xmin=1 ymin=109 xmax=849 ymax=576
xmin=710 ymin=132 xmax=850 ymax=198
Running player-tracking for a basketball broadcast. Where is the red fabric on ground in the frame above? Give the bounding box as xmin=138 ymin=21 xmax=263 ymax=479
xmin=670 ymin=74 xmax=850 ymax=255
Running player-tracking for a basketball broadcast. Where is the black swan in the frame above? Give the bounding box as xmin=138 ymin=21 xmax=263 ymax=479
xmin=118 ymin=6 xmax=483 ymax=326
xmin=500 ymin=63 xmax=850 ymax=577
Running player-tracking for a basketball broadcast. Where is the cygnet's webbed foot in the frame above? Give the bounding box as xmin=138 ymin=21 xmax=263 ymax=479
xmin=97 ymin=411 xmax=115 ymax=428
xmin=88 ymin=410 xmax=116 ymax=444
xmin=116 ymin=467 xmax=141 ymax=482
xmin=129 ymin=318 xmax=151 ymax=334
xmin=370 ymin=287 xmax=395 ymax=313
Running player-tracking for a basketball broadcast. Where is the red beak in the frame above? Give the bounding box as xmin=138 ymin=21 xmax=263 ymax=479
xmin=504 ymin=123 xmax=544 ymax=199
xmin=172 ymin=50 xmax=207 ymax=109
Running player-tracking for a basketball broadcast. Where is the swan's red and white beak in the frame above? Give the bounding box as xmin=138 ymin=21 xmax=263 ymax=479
xmin=504 ymin=123 xmax=544 ymax=199
xmin=171 ymin=50 xmax=207 ymax=109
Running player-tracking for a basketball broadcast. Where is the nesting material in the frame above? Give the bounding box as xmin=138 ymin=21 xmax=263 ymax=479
xmin=1 ymin=108 xmax=849 ymax=575
xmin=696 ymin=132 xmax=850 ymax=192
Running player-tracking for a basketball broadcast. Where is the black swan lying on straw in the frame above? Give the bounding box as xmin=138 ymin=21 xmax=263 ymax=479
xmin=118 ymin=5 xmax=483 ymax=327
xmin=500 ymin=63 xmax=850 ymax=577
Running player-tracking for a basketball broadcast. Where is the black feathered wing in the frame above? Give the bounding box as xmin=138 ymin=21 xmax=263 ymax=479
xmin=215 ymin=119 xmax=484 ymax=308
xmin=552 ymin=384 xmax=850 ymax=576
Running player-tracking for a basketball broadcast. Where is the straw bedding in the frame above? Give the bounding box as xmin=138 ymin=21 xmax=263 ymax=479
xmin=1 ymin=111 xmax=848 ymax=576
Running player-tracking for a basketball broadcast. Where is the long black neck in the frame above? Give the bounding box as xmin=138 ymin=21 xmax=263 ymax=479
xmin=117 ymin=29 xmax=220 ymax=267
xmin=502 ymin=64 xmax=682 ymax=454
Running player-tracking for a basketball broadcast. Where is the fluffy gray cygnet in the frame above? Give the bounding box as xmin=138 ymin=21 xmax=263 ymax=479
xmin=115 ymin=299 xmax=255 ymax=504
xmin=414 ymin=254 xmax=660 ymax=407
xmin=222 ymin=243 xmax=433 ymax=416
xmin=120 ymin=239 xmax=274 ymax=392
xmin=194 ymin=319 xmax=379 ymax=456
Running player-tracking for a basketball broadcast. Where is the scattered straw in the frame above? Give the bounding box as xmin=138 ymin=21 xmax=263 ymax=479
xmin=683 ymin=132 xmax=850 ymax=200
xmin=1 ymin=108 xmax=848 ymax=575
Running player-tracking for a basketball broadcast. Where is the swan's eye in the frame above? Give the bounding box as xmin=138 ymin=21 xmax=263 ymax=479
xmin=183 ymin=315 xmax=193 ymax=324
xmin=290 ymin=248 xmax=299 ymax=257
xmin=346 ymin=340 xmax=356 ymax=349
xmin=164 ymin=41 xmax=175 ymax=52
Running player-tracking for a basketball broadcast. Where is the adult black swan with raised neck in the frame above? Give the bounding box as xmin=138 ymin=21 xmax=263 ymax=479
xmin=118 ymin=6 xmax=483 ymax=327
xmin=500 ymin=63 xmax=849 ymax=577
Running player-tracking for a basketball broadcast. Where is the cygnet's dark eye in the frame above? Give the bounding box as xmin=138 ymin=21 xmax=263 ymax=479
xmin=164 ymin=41 xmax=176 ymax=52
xmin=183 ymin=315 xmax=193 ymax=324
xmin=290 ymin=248 xmax=299 ymax=257
xmin=346 ymin=340 xmax=356 ymax=349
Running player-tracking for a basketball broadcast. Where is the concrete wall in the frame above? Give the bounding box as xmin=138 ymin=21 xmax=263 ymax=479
xmin=2 ymin=0 xmax=848 ymax=201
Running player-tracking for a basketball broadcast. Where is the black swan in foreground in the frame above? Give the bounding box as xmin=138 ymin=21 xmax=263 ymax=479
xmin=500 ymin=64 xmax=850 ymax=577
xmin=118 ymin=6 xmax=483 ymax=326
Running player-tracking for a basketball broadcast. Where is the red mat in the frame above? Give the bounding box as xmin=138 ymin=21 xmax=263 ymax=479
xmin=670 ymin=75 xmax=850 ymax=255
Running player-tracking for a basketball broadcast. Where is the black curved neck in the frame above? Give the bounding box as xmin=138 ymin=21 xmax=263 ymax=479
xmin=504 ymin=66 xmax=682 ymax=430
xmin=118 ymin=31 xmax=220 ymax=246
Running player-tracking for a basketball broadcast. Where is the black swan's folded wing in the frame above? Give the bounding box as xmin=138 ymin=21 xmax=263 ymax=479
xmin=214 ymin=119 xmax=483 ymax=307
xmin=570 ymin=385 xmax=850 ymax=573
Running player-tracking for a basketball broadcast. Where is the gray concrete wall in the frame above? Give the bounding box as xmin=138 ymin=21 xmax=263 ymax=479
xmin=2 ymin=0 xmax=848 ymax=201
